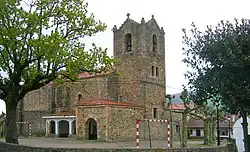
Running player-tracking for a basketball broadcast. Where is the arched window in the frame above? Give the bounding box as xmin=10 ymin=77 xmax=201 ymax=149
xmin=77 ymin=94 xmax=83 ymax=101
xmin=153 ymin=34 xmax=157 ymax=52
xmin=125 ymin=33 xmax=132 ymax=52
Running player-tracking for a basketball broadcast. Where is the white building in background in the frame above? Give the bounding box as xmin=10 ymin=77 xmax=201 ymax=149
xmin=187 ymin=115 xmax=236 ymax=139
xmin=233 ymin=117 xmax=250 ymax=152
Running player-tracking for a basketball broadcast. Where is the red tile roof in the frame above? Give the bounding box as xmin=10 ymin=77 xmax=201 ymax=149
xmin=76 ymin=99 xmax=143 ymax=107
xmin=171 ymin=104 xmax=186 ymax=110
xmin=77 ymin=72 xmax=100 ymax=79
xmin=170 ymin=103 xmax=195 ymax=110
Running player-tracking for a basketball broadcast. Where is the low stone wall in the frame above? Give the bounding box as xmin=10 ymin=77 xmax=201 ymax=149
xmin=0 ymin=141 xmax=237 ymax=152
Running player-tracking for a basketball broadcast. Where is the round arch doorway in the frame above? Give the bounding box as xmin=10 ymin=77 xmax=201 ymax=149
xmin=58 ymin=120 xmax=69 ymax=138
xmin=50 ymin=121 xmax=55 ymax=134
xmin=85 ymin=118 xmax=97 ymax=140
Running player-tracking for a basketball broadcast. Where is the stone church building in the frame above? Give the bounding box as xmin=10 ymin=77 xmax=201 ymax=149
xmin=17 ymin=14 xmax=175 ymax=141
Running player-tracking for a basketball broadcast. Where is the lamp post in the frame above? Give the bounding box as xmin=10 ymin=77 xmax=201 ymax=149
xmin=216 ymin=103 xmax=220 ymax=146
xmin=228 ymin=116 xmax=231 ymax=142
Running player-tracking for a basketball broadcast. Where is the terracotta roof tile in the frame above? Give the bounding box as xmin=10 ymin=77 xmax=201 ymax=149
xmin=76 ymin=99 xmax=143 ymax=107
xmin=170 ymin=103 xmax=195 ymax=110
xmin=171 ymin=104 xmax=186 ymax=110
xmin=77 ymin=72 xmax=99 ymax=79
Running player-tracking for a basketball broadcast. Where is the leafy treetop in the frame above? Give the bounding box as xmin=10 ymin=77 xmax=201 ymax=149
xmin=182 ymin=18 xmax=250 ymax=113
xmin=0 ymin=0 xmax=116 ymax=105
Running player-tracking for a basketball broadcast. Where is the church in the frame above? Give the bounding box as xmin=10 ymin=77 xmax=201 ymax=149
xmin=17 ymin=14 xmax=176 ymax=141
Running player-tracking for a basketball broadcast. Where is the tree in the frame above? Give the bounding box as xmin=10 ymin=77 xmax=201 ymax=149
xmin=188 ymin=91 xmax=225 ymax=145
xmin=0 ymin=0 xmax=116 ymax=144
xmin=162 ymin=87 xmax=201 ymax=148
xmin=182 ymin=18 xmax=250 ymax=151
xmin=189 ymin=100 xmax=225 ymax=145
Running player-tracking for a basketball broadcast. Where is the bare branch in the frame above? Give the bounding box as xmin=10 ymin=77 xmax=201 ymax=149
xmin=189 ymin=114 xmax=203 ymax=120
xmin=188 ymin=112 xmax=206 ymax=120
xmin=187 ymin=105 xmax=202 ymax=113
xmin=19 ymin=23 xmax=32 ymax=61
xmin=172 ymin=110 xmax=184 ymax=114
xmin=19 ymin=74 xmax=56 ymax=101
xmin=2 ymin=44 xmax=14 ymax=64
xmin=60 ymin=73 xmax=76 ymax=82
xmin=162 ymin=100 xmax=169 ymax=111
xmin=46 ymin=62 xmax=51 ymax=75
xmin=21 ymin=56 xmax=41 ymax=70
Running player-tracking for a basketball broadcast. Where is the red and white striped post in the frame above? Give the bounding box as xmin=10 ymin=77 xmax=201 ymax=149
xmin=167 ymin=120 xmax=170 ymax=148
xmin=17 ymin=122 xmax=32 ymax=136
xmin=136 ymin=119 xmax=171 ymax=149
xmin=136 ymin=119 xmax=140 ymax=149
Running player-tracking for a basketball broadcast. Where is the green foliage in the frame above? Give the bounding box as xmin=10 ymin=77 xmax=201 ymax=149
xmin=0 ymin=0 xmax=116 ymax=103
xmin=114 ymin=72 xmax=120 ymax=76
xmin=180 ymin=86 xmax=190 ymax=105
xmin=182 ymin=18 xmax=250 ymax=113
xmin=0 ymin=0 xmax=117 ymax=144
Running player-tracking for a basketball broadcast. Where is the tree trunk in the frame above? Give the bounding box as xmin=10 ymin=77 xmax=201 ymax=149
xmin=5 ymin=101 xmax=19 ymax=144
xmin=241 ymin=109 xmax=249 ymax=152
xmin=181 ymin=112 xmax=188 ymax=148
xmin=203 ymin=119 xmax=209 ymax=145
xmin=209 ymin=119 xmax=215 ymax=144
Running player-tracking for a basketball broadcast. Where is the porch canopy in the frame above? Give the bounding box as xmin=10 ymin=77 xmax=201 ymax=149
xmin=42 ymin=112 xmax=76 ymax=137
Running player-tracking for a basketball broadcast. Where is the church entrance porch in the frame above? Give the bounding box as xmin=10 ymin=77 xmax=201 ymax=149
xmin=75 ymin=99 xmax=145 ymax=141
xmin=42 ymin=112 xmax=76 ymax=138
xmin=85 ymin=118 xmax=97 ymax=140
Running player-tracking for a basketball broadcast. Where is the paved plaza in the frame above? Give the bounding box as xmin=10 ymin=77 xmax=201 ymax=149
xmin=0 ymin=137 xmax=213 ymax=149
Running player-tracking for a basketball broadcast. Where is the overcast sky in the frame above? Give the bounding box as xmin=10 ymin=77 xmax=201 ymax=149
xmin=1 ymin=0 xmax=250 ymax=113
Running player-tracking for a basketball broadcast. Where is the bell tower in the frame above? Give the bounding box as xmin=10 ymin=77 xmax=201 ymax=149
xmin=112 ymin=14 xmax=166 ymax=118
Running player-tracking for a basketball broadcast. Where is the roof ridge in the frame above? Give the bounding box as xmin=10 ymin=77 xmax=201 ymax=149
xmin=76 ymin=98 xmax=144 ymax=107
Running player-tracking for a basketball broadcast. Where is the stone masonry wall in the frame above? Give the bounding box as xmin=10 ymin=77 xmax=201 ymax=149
xmin=23 ymin=86 xmax=52 ymax=111
xmin=76 ymin=106 xmax=108 ymax=141
xmin=107 ymin=75 xmax=119 ymax=101
xmin=22 ymin=74 xmax=111 ymax=114
xmin=21 ymin=75 xmax=111 ymax=136
xmin=112 ymin=16 xmax=166 ymax=123
xmin=76 ymin=105 xmax=145 ymax=141
xmin=66 ymin=75 xmax=110 ymax=112
xmin=108 ymin=106 xmax=144 ymax=141
xmin=0 ymin=141 xmax=237 ymax=152
xmin=22 ymin=110 xmax=47 ymax=135
xmin=137 ymin=108 xmax=181 ymax=141
xmin=139 ymin=120 xmax=169 ymax=140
